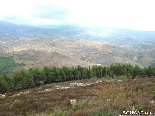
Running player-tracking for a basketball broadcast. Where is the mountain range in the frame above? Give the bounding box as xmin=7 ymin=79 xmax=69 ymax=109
xmin=0 ymin=21 xmax=155 ymax=71
xmin=1 ymin=21 xmax=155 ymax=41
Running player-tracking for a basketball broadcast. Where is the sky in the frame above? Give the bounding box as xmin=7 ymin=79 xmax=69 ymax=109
xmin=0 ymin=0 xmax=155 ymax=31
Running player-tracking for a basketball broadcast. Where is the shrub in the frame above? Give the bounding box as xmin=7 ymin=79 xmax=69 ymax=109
xmin=150 ymin=87 xmax=155 ymax=98
xmin=91 ymin=77 xmax=97 ymax=83
xmin=116 ymin=75 xmax=128 ymax=80
xmin=91 ymin=107 xmax=121 ymax=116
xmin=40 ymin=81 xmax=45 ymax=90
xmin=135 ymin=103 xmax=145 ymax=111
xmin=51 ymin=109 xmax=68 ymax=116
xmin=72 ymin=100 xmax=87 ymax=112
xmin=104 ymin=75 xmax=111 ymax=79
xmin=102 ymin=75 xmax=112 ymax=82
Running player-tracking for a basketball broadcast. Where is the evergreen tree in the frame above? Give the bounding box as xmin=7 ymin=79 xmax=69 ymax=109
xmin=0 ymin=75 xmax=8 ymax=94
xmin=11 ymin=70 xmax=27 ymax=91
xmin=87 ymin=66 xmax=92 ymax=79
xmin=43 ymin=66 xmax=53 ymax=84
xmin=31 ymin=68 xmax=45 ymax=86
xmin=26 ymin=68 xmax=35 ymax=88
xmin=132 ymin=65 xmax=143 ymax=78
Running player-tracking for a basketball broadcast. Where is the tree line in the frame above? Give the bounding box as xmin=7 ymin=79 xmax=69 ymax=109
xmin=0 ymin=63 xmax=155 ymax=94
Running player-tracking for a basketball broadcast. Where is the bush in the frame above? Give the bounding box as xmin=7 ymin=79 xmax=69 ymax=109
xmin=72 ymin=100 xmax=87 ymax=112
xmin=135 ymin=103 xmax=145 ymax=111
xmin=51 ymin=109 xmax=68 ymax=116
xmin=116 ymin=75 xmax=128 ymax=80
xmin=91 ymin=77 xmax=97 ymax=83
xmin=104 ymin=75 xmax=111 ymax=79
xmin=40 ymin=81 xmax=45 ymax=90
xmin=150 ymin=87 xmax=155 ymax=98
xmin=102 ymin=75 xmax=113 ymax=82
xmin=91 ymin=107 xmax=121 ymax=116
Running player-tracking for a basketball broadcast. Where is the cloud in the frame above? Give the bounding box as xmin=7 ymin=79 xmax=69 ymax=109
xmin=0 ymin=0 xmax=155 ymax=30
xmin=0 ymin=2 xmax=72 ymax=26
xmin=32 ymin=5 xmax=71 ymax=20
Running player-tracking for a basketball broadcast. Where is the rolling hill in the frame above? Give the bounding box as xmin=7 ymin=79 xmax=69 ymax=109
xmin=1 ymin=37 xmax=154 ymax=73
xmin=0 ymin=21 xmax=155 ymax=116
xmin=0 ymin=21 xmax=155 ymax=72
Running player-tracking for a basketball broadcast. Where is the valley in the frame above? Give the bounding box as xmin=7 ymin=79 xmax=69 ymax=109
xmin=0 ymin=21 xmax=155 ymax=116
xmin=0 ymin=22 xmax=155 ymax=73
xmin=0 ymin=0 xmax=155 ymax=115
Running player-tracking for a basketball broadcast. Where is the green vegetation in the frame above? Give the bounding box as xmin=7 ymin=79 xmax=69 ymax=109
xmin=72 ymin=100 xmax=87 ymax=112
xmin=0 ymin=74 xmax=8 ymax=93
xmin=91 ymin=107 xmax=121 ymax=116
xmin=0 ymin=53 xmax=25 ymax=74
xmin=150 ymin=87 xmax=155 ymax=98
xmin=0 ymin=63 xmax=155 ymax=94
xmin=91 ymin=77 xmax=97 ymax=83
xmin=0 ymin=53 xmax=16 ymax=73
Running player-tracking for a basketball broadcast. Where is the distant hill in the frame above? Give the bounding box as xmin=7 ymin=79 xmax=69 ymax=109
xmin=0 ymin=21 xmax=155 ymax=71
xmin=0 ymin=21 xmax=155 ymax=44
xmin=84 ymin=27 xmax=155 ymax=42
xmin=0 ymin=21 xmax=84 ymax=39
xmin=12 ymin=49 xmax=94 ymax=71
xmin=4 ymin=38 xmax=154 ymax=70
xmin=115 ymin=38 xmax=155 ymax=50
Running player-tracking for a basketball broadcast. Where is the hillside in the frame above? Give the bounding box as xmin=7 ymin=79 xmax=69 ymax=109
xmin=0 ymin=37 xmax=154 ymax=73
xmin=142 ymin=48 xmax=155 ymax=66
xmin=25 ymin=38 xmax=154 ymax=67
xmin=12 ymin=49 xmax=94 ymax=71
xmin=0 ymin=21 xmax=155 ymax=72
xmin=0 ymin=77 xmax=155 ymax=115
xmin=115 ymin=38 xmax=155 ymax=50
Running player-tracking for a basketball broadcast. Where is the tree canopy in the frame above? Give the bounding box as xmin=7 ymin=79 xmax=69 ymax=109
xmin=0 ymin=63 xmax=155 ymax=94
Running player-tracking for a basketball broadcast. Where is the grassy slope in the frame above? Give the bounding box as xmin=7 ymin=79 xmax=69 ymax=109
xmin=0 ymin=77 xmax=155 ymax=115
xmin=13 ymin=49 xmax=94 ymax=71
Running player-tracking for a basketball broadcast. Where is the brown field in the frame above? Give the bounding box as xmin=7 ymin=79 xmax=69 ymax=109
xmin=7 ymin=48 xmax=29 ymax=53
xmin=13 ymin=48 xmax=29 ymax=52
xmin=0 ymin=77 xmax=155 ymax=116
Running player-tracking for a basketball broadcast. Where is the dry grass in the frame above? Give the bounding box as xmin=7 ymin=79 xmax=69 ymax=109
xmin=0 ymin=78 xmax=155 ymax=116
xmin=96 ymin=78 xmax=155 ymax=113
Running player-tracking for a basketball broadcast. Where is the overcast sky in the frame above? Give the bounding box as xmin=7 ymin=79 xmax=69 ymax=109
xmin=0 ymin=0 xmax=155 ymax=31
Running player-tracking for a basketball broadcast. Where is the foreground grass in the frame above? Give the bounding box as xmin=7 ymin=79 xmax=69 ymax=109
xmin=0 ymin=77 xmax=155 ymax=116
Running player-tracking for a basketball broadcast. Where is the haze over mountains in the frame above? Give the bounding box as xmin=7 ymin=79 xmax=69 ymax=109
xmin=0 ymin=21 xmax=155 ymax=71
xmin=1 ymin=21 xmax=155 ymax=42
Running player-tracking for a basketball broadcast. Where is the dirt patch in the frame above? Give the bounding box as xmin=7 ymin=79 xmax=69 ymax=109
xmin=8 ymin=48 xmax=29 ymax=52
